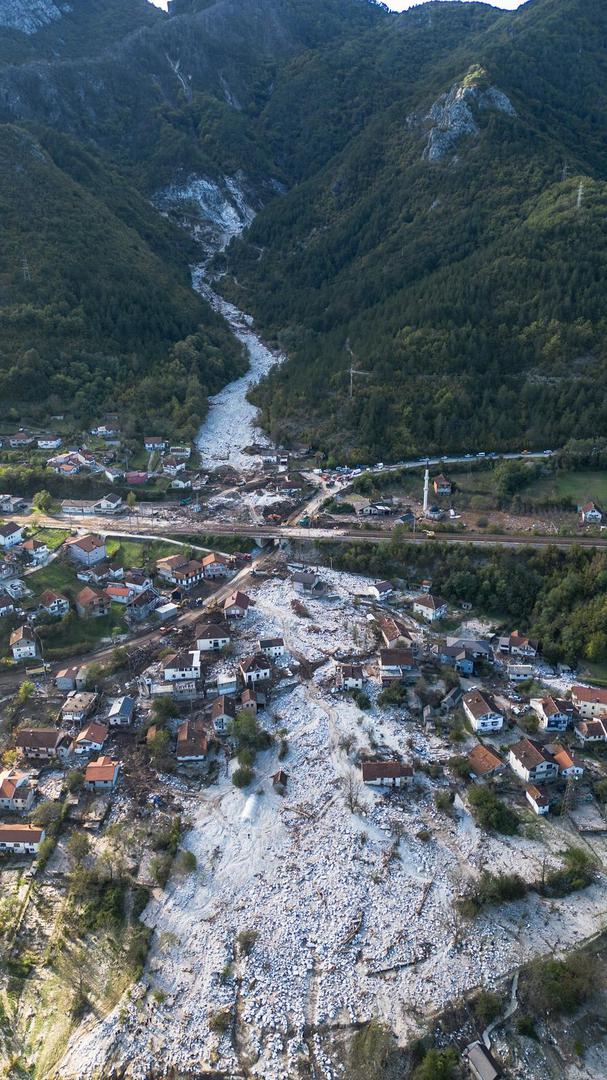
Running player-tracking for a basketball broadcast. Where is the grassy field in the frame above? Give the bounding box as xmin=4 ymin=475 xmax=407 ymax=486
xmin=40 ymin=605 xmax=127 ymax=656
xmin=28 ymin=560 xmax=80 ymax=599
xmin=524 ymin=469 xmax=607 ymax=505
xmin=29 ymin=527 xmax=70 ymax=550
xmin=104 ymin=538 xmax=176 ymax=568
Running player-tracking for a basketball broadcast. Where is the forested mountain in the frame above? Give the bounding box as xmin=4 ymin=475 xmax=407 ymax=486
xmin=1 ymin=0 xmax=607 ymax=452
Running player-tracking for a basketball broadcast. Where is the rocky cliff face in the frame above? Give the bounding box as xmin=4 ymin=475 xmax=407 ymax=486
xmin=419 ymin=76 xmax=516 ymax=162
xmin=0 ymin=0 xmax=70 ymax=34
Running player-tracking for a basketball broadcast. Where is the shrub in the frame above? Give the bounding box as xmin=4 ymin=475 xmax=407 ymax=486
xmin=349 ymin=1020 xmax=395 ymax=1080
xmin=132 ymin=885 xmax=150 ymax=919
xmin=150 ymin=853 xmax=172 ymax=887
xmin=449 ymin=755 xmax=471 ymax=780
xmin=522 ymin=954 xmax=596 ymax=1016
xmin=351 ymin=690 xmax=371 ymax=710
xmin=209 ymin=1006 xmax=233 ymax=1033
xmin=232 ymin=766 xmax=254 ymax=788
xmin=378 ymin=683 xmax=408 ymax=707
xmin=473 ymin=990 xmax=502 ymax=1026
xmin=542 ymin=846 xmax=596 ymax=898
xmin=412 ymin=1048 xmax=458 ymax=1080
xmin=278 ymin=737 xmax=289 ymax=760
xmin=435 ymin=790 xmax=455 ymax=815
xmin=516 ymin=1014 xmax=538 ymax=1039
xmin=468 ymin=785 xmax=519 ymax=835
xmin=237 ymin=928 xmax=258 ymax=956
xmin=176 ymin=849 xmax=197 ymax=874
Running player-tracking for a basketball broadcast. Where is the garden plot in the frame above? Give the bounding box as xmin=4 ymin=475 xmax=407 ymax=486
xmin=55 ymin=665 xmax=607 ymax=1080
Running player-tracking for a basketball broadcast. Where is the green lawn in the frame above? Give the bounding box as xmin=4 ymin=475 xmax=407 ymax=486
xmin=104 ymin=538 xmax=176 ymax=568
xmin=29 ymin=527 xmax=70 ymax=550
xmin=28 ymin=560 xmax=80 ymax=599
xmin=39 ymin=604 xmax=127 ymax=657
xmin=524 ymin=469 xmax=607 ymax=506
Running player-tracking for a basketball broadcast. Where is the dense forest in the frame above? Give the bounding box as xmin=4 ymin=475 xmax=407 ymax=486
xmin=330 ymin=537 xmax=607 ymax=668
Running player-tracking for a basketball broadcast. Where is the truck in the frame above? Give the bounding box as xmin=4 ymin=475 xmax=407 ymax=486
xmin=179 ymin=496 xmax=193 ymax=506
xmin=298 ymin=515 xmax=310 ymax=527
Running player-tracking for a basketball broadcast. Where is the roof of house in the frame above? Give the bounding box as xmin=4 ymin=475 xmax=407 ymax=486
xmin=75 ymin=586 xmax=105 ymax=606
xmin=463 ymin=690 xmax=500 ymax=720
xmin=575 ymin=719 xmax=607 ymax=739
xmin=339 ymin=663 xmax=363 ymax=679
xmin=176 ymin=719 xmax=208 ymax=758
xmin=361 ymin=760 xmax=414 ymax=781
xmin=173 ymin=560 xmax=203 ymax=579
xmin=224 ymin=590 xmax=252 ymax=609
xmin=40 ymin=589 xmax=68 ymax=606
xmin=0 ymin=824 xmax=44 ymax=844
xmin=240 ymin=653 xmax=271 ymax=673
xmin=510 ymin=738 xmax=552 ymax=770
xmin=10 ymin=625 xmax=35 ymax=645
xmin=22 ymin=538 xmax=46 ymax=552
xmin=572 ymin=684 xmax=607 ymax=706
xmin=259 ymin=637 xmax=284 ymax=649
xmin=108 ymin=696 xmax=135 ymax=719
xmin=535 ymin=695 xmax=568 ymax=716
xmin=374 ymin=580 xmax=393 ymax=593
xmin=380 ymin=648 xmax=414 ymax=667
xmin=467 ymin=744 xmax=503 ymax=776
xmin=582 ymin=501 xmax=601 ymax=513
xmin=0 ymin=522 xmax=21 ymax=538
xmin=85 ymin=756 xmax=118 ymax=783
xmin=156 ymin=554 xmax=188 ymax=571
xmin=165 ymin=649 xmax=200 ymax=671
xmin=433 ymin=473 xmax=451 ymax=485
xmin=74 ymin=722 xmax=108 ymax=746
xmin=61 ymin=691 xmax=97 ymax=713
xmin=466 ymin=1041 xmax=500 ymax=1080
xmin=526 ymin=784 xmax=550 ymax=807
xmin=196 ymin=623 xmax=230 ymax=639
xmin=16 ymin=728 xmax=67 ymax=750
xmin=202 ymin=553 xmax=229 ymax=567
xmin=509 ymin=630 xmax=538 ymax=650
xmin=241 ymin=688 xmax=257 ymax=704
xmin=211 ymin=696 xmax=236 ymax=720
xmin=0 ymin=769 xmax=31 ymax=800
xmin=68 ymin=533 xmax=105 ymax=553
xmin=551 ymin=746 xmax=580 ymax=771
xmin=414 ymin=593 xmax=446 ymax=610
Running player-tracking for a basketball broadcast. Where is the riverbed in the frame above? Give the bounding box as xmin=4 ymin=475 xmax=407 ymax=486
xmin=192 ymin=266 xmax=284 ymax=472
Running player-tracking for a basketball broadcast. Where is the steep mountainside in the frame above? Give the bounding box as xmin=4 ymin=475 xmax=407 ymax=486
xmin=221 ymin=0 xmax=607 ymax=459
xmin=0 ymin=0 xmax=606 ymax=455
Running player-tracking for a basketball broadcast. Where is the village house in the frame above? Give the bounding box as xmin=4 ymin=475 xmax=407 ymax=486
xmin=61 ymin=691 xmax=98 ymax=726
xmin=125 ymin=471 xmax=148 ymax=486
xmin=9 ymin=431 xmax=35 ymax=448
xmin=337 ymin=663 xmax=364 ymax=691
xmin=258 ymin=637 xmax=285 ymax=659
xmin=93 ymin=493 xmax=123 ymax=515
xmin=173 ymin=560 xmax=205 ymax=592
xmin=0 ymin=824 xmax=45 ymax=855
xmin=571 ymin=684 xmax=607 ymax=720
xmin=123 ymin=569 xmax=152 ymax=591
xmin=75 ymin=586 xmax=110 ymax=619
xmin=162 ymin=455 xmax=187 ymax=477
xmin=574 ymin=718 xmax=607 ymax=744
xmin=164 ymin=650 xmax=202 ymax=682
xmin=37 ymin=434 xmax=62 ymax=450
xmin=196 ymin=622 xmax=231 ymax=652
xmin=103 ymin=583 xmax=135 ymax=606
xmin=54 ymin=665 xmax=88 ymax=692
xmin=0 ymin=769 xmax=35 ymax=813
xmin=530 ymin=696 xmax=571 ymax=732
xmin=73 ymin=721 xmax=108 ymax=755
xmin=361 ymin=760 xmax=414 ymax=788
xmin=0 ymin=522 xmax=24 ymax=549
xmin=171 ymin=476 xmax=192 ymax=490
xmin=144 ymin=437 xmax=167 ymax=452
xmin=169 ymin=445 xmax=191 ymax=460
xmin=84 ymin=756 xmax=119 ymax=790
xmin=0 ymin=495 xmax=26 ymax=514
xmin=498 ymin=631 xmax=539 ymax=659
xmin=223 ymin=590 xmax=253 ymax=619
xmin=61 ymin=498 xmax=95 ymax=515
xmin=10 ymin=626 xmax=38 ymax=661
xmin=66 ymin=534 xmax=107 ymax=567
xmin=240 ymin=688 xmax=260 ymax=713
xmin=508 ymin=738 xmax=558 ymax=784
xmin=239 ymin=654 xmax=272 ymax=686
xmin=413 ymin=594 xmax=447 ymax=622
xmin=551 ymin=745 xmax=584 ymax=777
xmin=580 ymin=501 xmax=602 ymax=524
xmin=292 ymin=570 xmax=323 ymax=594
xmin=379 ymin=648 xmax=415 ymax=683
xmin=433 ymin=474 xmax=452 ymax=495
xmin=108 ymin=696 xmax=136 ymax=727
xmin=16 ymin=728 xmax=71 ymax=761
xmin=104 ymin=466 xmax=124 ymax=484
xmin=21 ymin=538 xmax=49 ymax=564
xmin=176 ymin=719 xmax=208 ymax=763
xmin=202 ymin=553 xmax=231 ymax=579
xmin=376 ymin=615 xmax=412 ymax=648
xmin=156 ymin=554 xmax=189 ymax=584
xmin=368 ymin=580 xmax=393 ymax=600
xmin=211 ymin=696 xmax=236 ymax=734
xmin=127 ymin=588 xmax=160 ymax=622
xmin=463 ymin=691 xmax=503 ymax=733
xmin=39 ymin=590 xmax=70 ymax=618
xmin=0 ymin=594 xmax=14 ymax=618
xmin=217 ymin=672 xmax=238 ymax=696
xmin=464 ymin=1041 xmax=501 ymax=1080
xmin=466 ymin=744 xmax=504 ymax=781
xmin=526 ymin=784 xmax=551 ymax=816
xmin=435 ymin=643 xmax=476 ymax=676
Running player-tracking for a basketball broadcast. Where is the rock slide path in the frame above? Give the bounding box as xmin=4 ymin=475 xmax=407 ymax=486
xmin=192 ymin=267 xmax=285 ymax=472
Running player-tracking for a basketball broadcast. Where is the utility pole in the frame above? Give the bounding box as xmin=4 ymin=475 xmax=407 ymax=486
xmin=576 ymin=179 xmax=584 ymax=211
xmin=345 ymin=339 xmax=371 ymax=399
xmin=21 ymin=255 xmax=31 ymax=283
xmin=423 ymin=468 xmax=430 ymax=515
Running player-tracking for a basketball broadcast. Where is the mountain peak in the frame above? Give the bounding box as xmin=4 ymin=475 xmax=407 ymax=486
xmin=0 ymin=0 xmax=70 ymax=34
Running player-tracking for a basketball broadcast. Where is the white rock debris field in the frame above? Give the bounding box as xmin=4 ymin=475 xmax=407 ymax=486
xmin=55 ymin=570 xmax=607 ymax=1079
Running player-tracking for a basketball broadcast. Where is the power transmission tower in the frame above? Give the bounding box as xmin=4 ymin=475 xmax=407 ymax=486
xmin=576 ymin=179 xmax=585 ymax=211
xmin=21 ymin=255 xmax=31 ymax=282
xmin=561 ymin=161 xmax=569 ymax=182
xmin=345 ymin=339 xmax=371 ymax=399
xmin=561 ymin=772 xmax=578 ymax=816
